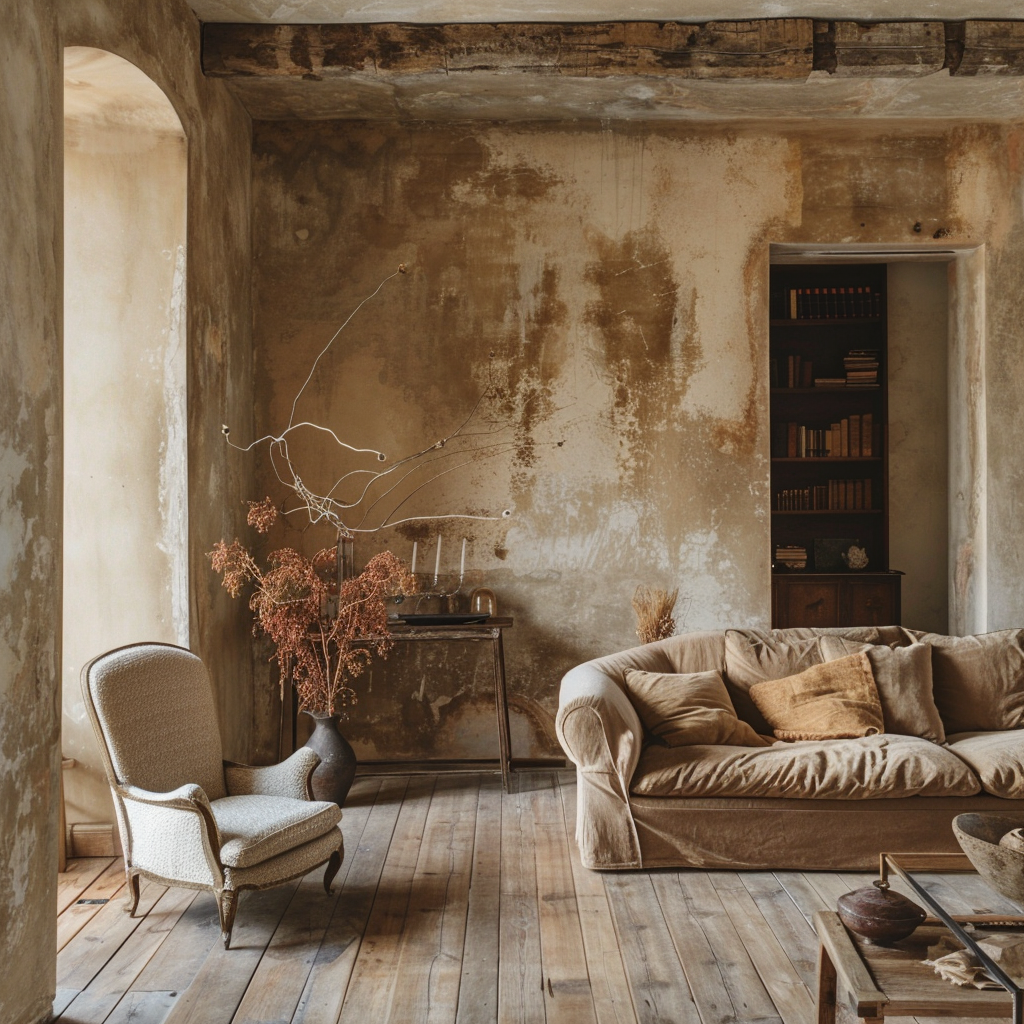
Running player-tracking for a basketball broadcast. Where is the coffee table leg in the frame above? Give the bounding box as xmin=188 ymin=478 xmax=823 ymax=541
xmin=818 ymin=945 xmax=838 ymax=1024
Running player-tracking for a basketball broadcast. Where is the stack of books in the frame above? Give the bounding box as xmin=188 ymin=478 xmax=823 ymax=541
xmin=775 ymin=545 xmax=807 ymax=570
xmin=844 ymin=350 xmax=879 ymax=387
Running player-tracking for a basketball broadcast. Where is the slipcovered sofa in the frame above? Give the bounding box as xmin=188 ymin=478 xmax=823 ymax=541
xmin=556 ymin=626 xmax=1024 ymax=870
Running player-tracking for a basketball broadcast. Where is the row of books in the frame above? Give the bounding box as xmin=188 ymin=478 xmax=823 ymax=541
xmin=774 ymin=478 xmax=874 ymax=511
xmin=772 ymin=415 xmax=875 ymax=458
xmin=770 ymin=351 xmax=881 ymax=389
xmin=775 ymin=545 xmax=807 ymax=569
xmin=770 ymin=286 xmax=882 ymax=321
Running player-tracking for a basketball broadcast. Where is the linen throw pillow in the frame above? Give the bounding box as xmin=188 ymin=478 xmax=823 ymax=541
xmin=624 ymin=668 xmax=769 ymax=748
xmin=818 ymin=638 xmax=945 ymax=743
xmin=748 ymin=652 xmax=885 ymax=742
xmin=724 ymin=629 xmax=824 ymax=734
xmin=913 ymin=630 xmax=1024 ymax=733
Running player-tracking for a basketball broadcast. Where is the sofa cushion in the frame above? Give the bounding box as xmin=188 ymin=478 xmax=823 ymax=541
xmin=819 ymin=638 xmax=945 ymax=743
xmin=211 ymin=794 xmax=342 ymax=869
xmin=774 ymin=626 xmax=911 ymax=647
xmin=724 ymin=629 xmax=824 ymax=733
xmin=624 ymin=668 xmax=768 ymax=748
xmin=946 ymin=731 xmax=1024 ymax=798
xmin=914 ymin=630 xmax=1024 ymax=733
xmin=629 ymin=734 xmax=981 ymax=800
xmin=749 ymin=653 xmax=884 ymax=741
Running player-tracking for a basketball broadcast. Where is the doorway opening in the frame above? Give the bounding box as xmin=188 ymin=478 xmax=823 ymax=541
xmin=62 ymin=47 xmax=188 ymax=853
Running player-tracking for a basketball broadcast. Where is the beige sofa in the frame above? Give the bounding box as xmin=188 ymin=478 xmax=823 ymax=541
xmin=556 ymin=626 xmax=1024 ymax=870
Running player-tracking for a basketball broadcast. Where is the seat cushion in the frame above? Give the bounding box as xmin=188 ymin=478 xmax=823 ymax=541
xmin=819 ymin=638 xmax=945 ymax=743
xmin=211 ymin=794 xmax=342 ymax=869
xmin=946 ymin=731 xmax=1024 ymax=798
xmin=630 ymin=734 xmax=981 ymax=800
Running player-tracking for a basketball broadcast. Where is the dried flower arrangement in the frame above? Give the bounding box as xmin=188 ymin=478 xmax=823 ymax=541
xmin=210 ymin=499 xmax=416 ymax=717
xmin=632 ymin=584 xmax=679 ymax=646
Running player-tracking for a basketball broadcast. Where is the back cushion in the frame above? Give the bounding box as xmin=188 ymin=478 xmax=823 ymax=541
xmin=724 ymin=629 xmax=824 ymax=733
xmin=819 ymin=638 xmax=944 ymax=743
xmin=913 ymin=630 xmax=1024 ymax=733
xmin=86 ymin=644 xmax=227 ymax=800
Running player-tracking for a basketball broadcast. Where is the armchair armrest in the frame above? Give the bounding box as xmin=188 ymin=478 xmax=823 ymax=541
xmin=224 ymin=748 xmax=321 ymax=800
xmin=556 ymin=661 xmax=645 ymax=869
xmin=115 ymin=782 xmax=222 ymax=887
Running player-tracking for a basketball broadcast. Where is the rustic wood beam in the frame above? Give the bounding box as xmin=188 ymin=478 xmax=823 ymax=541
xmin=201 ymin=20 xmax=1024 ymax=82
xmin=957 ymin=21 xmax=1024 ymax=75
xmin=202 ymin=21 xmax=815 ymax=80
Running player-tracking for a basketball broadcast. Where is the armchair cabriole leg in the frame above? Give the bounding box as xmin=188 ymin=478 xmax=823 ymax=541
xmin=125 ymin=872 xmax=141 ymax=916
xmin=324 ymin=848 xmax=342 ymax=895
xmin=218 ymin=889 xmax=238 ymax=949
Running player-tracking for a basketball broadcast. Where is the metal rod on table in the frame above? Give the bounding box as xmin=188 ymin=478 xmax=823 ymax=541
xmin=882 ymin=854 xmax=1024 ymax=1024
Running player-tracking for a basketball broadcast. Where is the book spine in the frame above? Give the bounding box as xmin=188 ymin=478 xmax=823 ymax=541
xmin=850 ymin=414 xmax=861 ymax=458
xmin=841 ymin=418 xmax=849 ymax=458
xmin=862 ymin=413 xmax=873 ymax=457
xmin=865 ymin=478 xmax=872 ymax=509
xmin=787 ymin=422 xmax=797 ymax=459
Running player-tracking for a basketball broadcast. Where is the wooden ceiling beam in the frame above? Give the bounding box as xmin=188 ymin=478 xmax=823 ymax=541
xmin=201 ymin=20 xmax=1024 ymax=82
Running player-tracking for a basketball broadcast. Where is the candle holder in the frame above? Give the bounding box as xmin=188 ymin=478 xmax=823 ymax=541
xmin=402 ymin=570 xmax=465 ymax=614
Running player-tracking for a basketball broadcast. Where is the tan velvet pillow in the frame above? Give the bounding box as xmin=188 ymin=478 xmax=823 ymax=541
xmin=748 ymin=652 xmax=884 ymax=742
xmin=724 ymin=629 xmax=824 ymax=734
xmin=818 ymin=638 xmax=945 ymax=743
xmin=624 ymin=668 xmax=769 ymax=748
xmin=913 ymin=630 xmax=1024 ymax=734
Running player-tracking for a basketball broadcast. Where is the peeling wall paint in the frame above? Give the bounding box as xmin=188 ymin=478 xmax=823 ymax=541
xmin=0 ymin=4 xmax=62 ymax=1021
xmin=251 ymin=118 xmax=1024 ymax=762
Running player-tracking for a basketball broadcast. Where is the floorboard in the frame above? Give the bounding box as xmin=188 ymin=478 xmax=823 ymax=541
xmin=52 ymin=772 xmax=1020 ymax=1024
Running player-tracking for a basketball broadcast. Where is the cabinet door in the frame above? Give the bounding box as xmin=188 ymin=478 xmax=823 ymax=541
xmin=775 ymin=580 xmax=840 ymax=628
xmin=842 ymin=579 xmax=897 ymax=626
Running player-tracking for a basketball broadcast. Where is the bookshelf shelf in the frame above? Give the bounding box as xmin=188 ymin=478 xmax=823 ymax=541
xmin=769 ymin=318 xmax=884 ymax=327
xmin=770 ymin=262 xmax=896 ymax=626
xmin=772 ymin=510 xmax=884 ymax=516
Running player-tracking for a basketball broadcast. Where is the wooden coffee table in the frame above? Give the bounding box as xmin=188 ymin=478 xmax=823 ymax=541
xmin=814 ymin=854 xmax=1024 ymax=1024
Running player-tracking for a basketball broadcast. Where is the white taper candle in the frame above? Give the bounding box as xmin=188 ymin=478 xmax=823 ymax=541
xmin=410 ymin=541 xmax=418 ymax=574
xmin=460 ymin=538 xmax=467 ymax=577
xmin=434 ymin=534 xmax=442 ymax=579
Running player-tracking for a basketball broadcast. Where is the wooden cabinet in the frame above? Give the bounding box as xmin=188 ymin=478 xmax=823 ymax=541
xmin=772 ymin=572 xmax=902 ymax=629
xmin=769 ymin=262 xmax=902 ymax=627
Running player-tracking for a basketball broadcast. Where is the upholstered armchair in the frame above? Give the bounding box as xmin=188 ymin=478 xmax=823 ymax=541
xmin=81 ymin=642 xmax=344 ymax=948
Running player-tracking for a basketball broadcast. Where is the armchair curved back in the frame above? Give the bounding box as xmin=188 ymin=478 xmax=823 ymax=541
xmin=82 ymin=642 xmax=227 ymax=800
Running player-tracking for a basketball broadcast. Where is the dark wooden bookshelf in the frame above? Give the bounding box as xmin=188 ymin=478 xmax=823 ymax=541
xmin=769 ymin=262 xmax=900 ymax=627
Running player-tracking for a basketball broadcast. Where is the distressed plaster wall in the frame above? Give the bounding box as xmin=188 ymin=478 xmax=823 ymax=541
xmin=60 ymin=1 xmax=257 ymax=766
xmin=252 ymin=118 xmax=1024 ymax=762
xmin=2 ymin=2 xmax=255 ymax=1020
xmin=887 ymin=261 xmax=949 ymax=634
xmin=0 ymin=3 xmax=62 ymax=1022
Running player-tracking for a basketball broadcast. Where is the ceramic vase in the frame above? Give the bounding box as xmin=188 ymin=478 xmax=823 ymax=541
xmin=303 ymin=712 xmax=357 ymax=808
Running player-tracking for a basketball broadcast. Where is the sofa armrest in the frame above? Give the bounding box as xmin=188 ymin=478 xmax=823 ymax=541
xmin=224 ymin=748 xmax=321 ymax=800
xmin=556 ymin=663 xmax=645 ymax=869
xmin=117 ymin=783 xmax=222 ymax=887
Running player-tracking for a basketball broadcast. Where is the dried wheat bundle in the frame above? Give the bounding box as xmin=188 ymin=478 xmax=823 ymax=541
xmin=632 ymin=585 xmax=679 ymax=645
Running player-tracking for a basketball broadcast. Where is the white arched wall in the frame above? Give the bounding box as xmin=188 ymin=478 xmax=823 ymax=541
xmin=62 ymin=47 xmax=188 ymax=844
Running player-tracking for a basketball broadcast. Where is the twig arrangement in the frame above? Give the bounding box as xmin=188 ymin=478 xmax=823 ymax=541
xmin=221 ymin=265 xmax=517 ymax=539
xmin=632 ymin=585 xmax=679 ymax=646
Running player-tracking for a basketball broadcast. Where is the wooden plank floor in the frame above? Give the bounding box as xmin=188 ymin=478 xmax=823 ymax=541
xmin=53 ymin=771 xmax=1012 ymax=1024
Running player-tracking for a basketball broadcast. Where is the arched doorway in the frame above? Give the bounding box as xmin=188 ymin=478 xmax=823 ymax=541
xmin=61 ymin=47 xmax=188 ymax=852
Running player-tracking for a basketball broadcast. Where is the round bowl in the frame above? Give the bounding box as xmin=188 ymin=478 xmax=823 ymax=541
xmin=953 ymin=812 xmax=1024 ymax=908
xmin=837 ymin=886 xmax=926 ymax=943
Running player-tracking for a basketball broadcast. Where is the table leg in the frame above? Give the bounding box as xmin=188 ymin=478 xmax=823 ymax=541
xmin=491 ymin=629 xmax=512 ymax=792
xmin=817 ymin=944 xmax=838 ymax=1024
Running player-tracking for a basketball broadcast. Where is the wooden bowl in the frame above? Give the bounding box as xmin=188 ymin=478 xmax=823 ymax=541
xmin=953 ymin=812 xmax=1024 ymax=908
xmin=837 ymin=886 xmax=926 ymax=943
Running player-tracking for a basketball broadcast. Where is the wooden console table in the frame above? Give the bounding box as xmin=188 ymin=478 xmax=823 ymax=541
xmin=386 ymin=616 xmax=515 ymax=791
